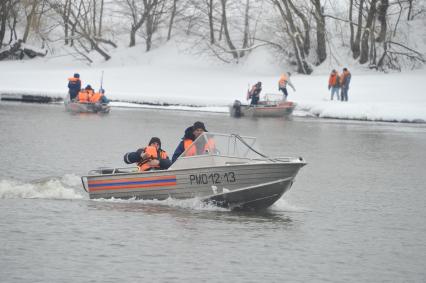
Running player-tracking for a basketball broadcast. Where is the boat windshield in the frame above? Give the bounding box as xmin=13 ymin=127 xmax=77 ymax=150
xmin=180 ymin=132 xmax=265 ymax=159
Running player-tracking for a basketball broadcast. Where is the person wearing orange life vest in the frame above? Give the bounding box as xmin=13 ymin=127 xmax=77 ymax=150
xmin=68 ymin=73 xmax=81 ymax=101
xmin=172 ymin=121 xmax=215 ymax=163
xmin=123 ymin=137 xmax=171 ymax=171
xmin=90 ymin=88 xmax=110 ymax=104
xmin=77 ymin=85 xmax=94 ymax=103
xmin=328 ymin=69 xmax=340 ymax=101
xmin=278 ymin=72 xmax=296 ymax=101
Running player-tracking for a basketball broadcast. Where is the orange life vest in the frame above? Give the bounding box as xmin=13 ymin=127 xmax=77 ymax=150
xmin=77 ymin=90 xmax=90 ymax=102
xmin=68 ymin=77 xmax=80 ymax=83
xmin=138 ymin=146 xmax=168 ymax=171
xmin=278 ymin=75 xmax=288 ymax=88
xmin=329 ymin=73 xmax=338 ymax=87
xmin=183 ymin=138 xmax=215 ymax=157
xmin=90 ymin=92 xmax=102 ymax=103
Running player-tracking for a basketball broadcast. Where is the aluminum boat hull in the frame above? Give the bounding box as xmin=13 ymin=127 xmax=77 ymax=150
xmin=64 ymin=101 xmax=110 ymax=113
xmin=230 ymin=101 xmax=295 ymax=118
xmin=83 ymin=162 xmax=304 ymax=210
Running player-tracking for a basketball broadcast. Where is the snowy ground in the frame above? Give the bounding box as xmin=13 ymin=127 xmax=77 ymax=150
xmin=1 ymin=41 xmax=425 ymax=123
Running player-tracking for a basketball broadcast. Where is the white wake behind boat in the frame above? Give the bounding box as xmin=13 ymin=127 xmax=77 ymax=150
xmin=81 ymin=133 xmax=306 ymax=210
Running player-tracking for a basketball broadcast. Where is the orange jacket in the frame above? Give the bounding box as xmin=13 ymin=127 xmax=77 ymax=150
xmin=138 ymin=146 xmax=168 ymax=171
xmin=278 ymin=74 xmax=288 ymax=88
xmin=328 ymin=73 xmax=338 ymax=87
xmin=90 ymin=92 xmax=102 ymax=103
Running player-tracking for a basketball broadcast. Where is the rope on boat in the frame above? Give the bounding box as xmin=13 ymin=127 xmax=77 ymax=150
xmin=231 ymin=134 xmax=270 ymax=159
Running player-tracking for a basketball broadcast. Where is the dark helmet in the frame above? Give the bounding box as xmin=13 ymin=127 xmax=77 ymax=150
xmin=256 ymin=81 xmax=262 ymax=87
xmin=85 ymin=84 xmax=92 ymax=90
xmin=74 ymin=73 xmax=80 ymax=78
xmin=148 ymin=137 xmax=161 ymax=148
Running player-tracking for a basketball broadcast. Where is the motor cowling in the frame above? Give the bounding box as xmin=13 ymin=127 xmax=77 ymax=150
xmin=231 ymin=100 xmax=242 ymax=117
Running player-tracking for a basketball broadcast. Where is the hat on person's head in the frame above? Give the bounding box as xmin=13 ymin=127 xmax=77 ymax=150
xmin=85 ymin=84 xmax=92 ymax=90
xmin=193 ymin=121 xmax=207 ymax=132
xmin=256 ymin=81 xmax=262 ymax=87
xmin=148 ymin=137 xmax=161 ymax=148
xmin=74 ymin=73 xmax=80 ymax=78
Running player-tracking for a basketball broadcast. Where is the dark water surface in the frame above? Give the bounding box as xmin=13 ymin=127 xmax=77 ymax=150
xmin=1 ymin=102 xmax=425 ymax=282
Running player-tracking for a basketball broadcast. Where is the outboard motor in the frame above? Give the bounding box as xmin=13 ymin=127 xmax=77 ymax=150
xmin=231 ymin=100 xmax=242 ymax=117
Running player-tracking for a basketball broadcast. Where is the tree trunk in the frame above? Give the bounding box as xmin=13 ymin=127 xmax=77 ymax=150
xmin=98 ymin=0 xmax=104 ymax=37
xmin=167 ymin=0 xmax=177 ymax=40
xmin=360 ymin=0 xmax=377 ymax=64
xmin=311 ymin=0 xmax=326 ymax=65
xmin=287 ymin=0 xmax=310 ymax=55
xmin=220 ymin=0 xmax=239 ymax=60
xmin=407 ymin=0 xmax=413 ymax=20
xmin=352 ymin=0 xmax=364 ymax=59
xmin=208 ymin=0 xmax=215 ymax=44
xmin=273 ymin=0 xmax=312 ymax=74
xmin=0 ymin=0 xmax=8 ymax=46
xmin=240 ymin=0 xmax=250 ymax=58
xmin=376 ymin=0 xmax=388 ymax=42
xmin=349 ymin=0 xmax=354 ymax=51
xmin=23 ymin=0 xmax=38 ymax=43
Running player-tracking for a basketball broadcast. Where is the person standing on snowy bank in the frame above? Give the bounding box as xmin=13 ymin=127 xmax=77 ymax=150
xmin=278 ymin=72 xmax=296 ymax=101
xmin=340 ymin=68 xmax=351 ymax=102
xmin=328 ymin=69 xmax=340 ymax=101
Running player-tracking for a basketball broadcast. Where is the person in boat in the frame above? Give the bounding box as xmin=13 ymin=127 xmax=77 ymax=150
xmin=68 ymin=73 xmax=81 ymax=101
xmin=247 ymin=82 xmax=262 ymax=106
xmin=328 ymin=69 xmax=340 ymax=101
xmin=77 ymin=85 xmax=94 ymax=103
xmin=90 ymin=88 xmax=109 ymax=104
xmin=123 ymin=137 xmax=171 ymax=171
xmin=172 ymin=121 xmax=215 ymax=163
xmin=278 ymin=72 xmax=296 ymax=101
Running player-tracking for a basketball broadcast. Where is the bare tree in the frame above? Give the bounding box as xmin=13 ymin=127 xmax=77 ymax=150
xmin=271 ymin=0 xmax=312 ymax=74
xmin=359 ymin=0 xmax=377 ymax=64
xmin=310 ymin=0 xmax=326 ymax=65
xmin=167 ymin=0 xmax=178 ymax=40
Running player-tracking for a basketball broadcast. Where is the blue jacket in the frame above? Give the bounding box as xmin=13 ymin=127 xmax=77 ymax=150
xmin=68 ymin=79 xmax=81 ymax=99
xmin=172 ymin=126 xmax=195 ymax=163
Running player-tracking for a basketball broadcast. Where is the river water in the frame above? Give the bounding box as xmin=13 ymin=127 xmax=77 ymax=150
xmin=1 ymin=102 xmax=425 ymax=282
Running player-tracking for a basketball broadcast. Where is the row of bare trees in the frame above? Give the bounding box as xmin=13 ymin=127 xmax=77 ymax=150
xmin=0 ymin=0 xmax=425 ymax=72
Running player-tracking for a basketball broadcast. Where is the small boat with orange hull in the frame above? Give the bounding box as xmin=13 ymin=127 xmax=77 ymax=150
xmin=81 ymin=133 xmax=306 ymax=210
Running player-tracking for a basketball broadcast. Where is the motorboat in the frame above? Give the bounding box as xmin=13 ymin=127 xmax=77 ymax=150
xmin=230 ymin=93 xmax=295 ymax=118
xmin=81 ymin=133 xmax=306 ymax=210
xmin=64 ymin=97 xmax=110 ymax=114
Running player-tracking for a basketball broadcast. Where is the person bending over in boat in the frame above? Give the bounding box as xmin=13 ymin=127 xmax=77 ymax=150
xmin=90 ymin=88 xmax=109 ymax=104
xmin=68 ymin=73 xmax=81 ymax=101
xmin=172 ymin=121 xmax=215 ymax=163
xmin=247 ymin=82 xmax=262 ymax=106
xmin=77 ymin=85 xmax=94 ymax=103
xmin=123 ymin=137 xmax=171 ymax=171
